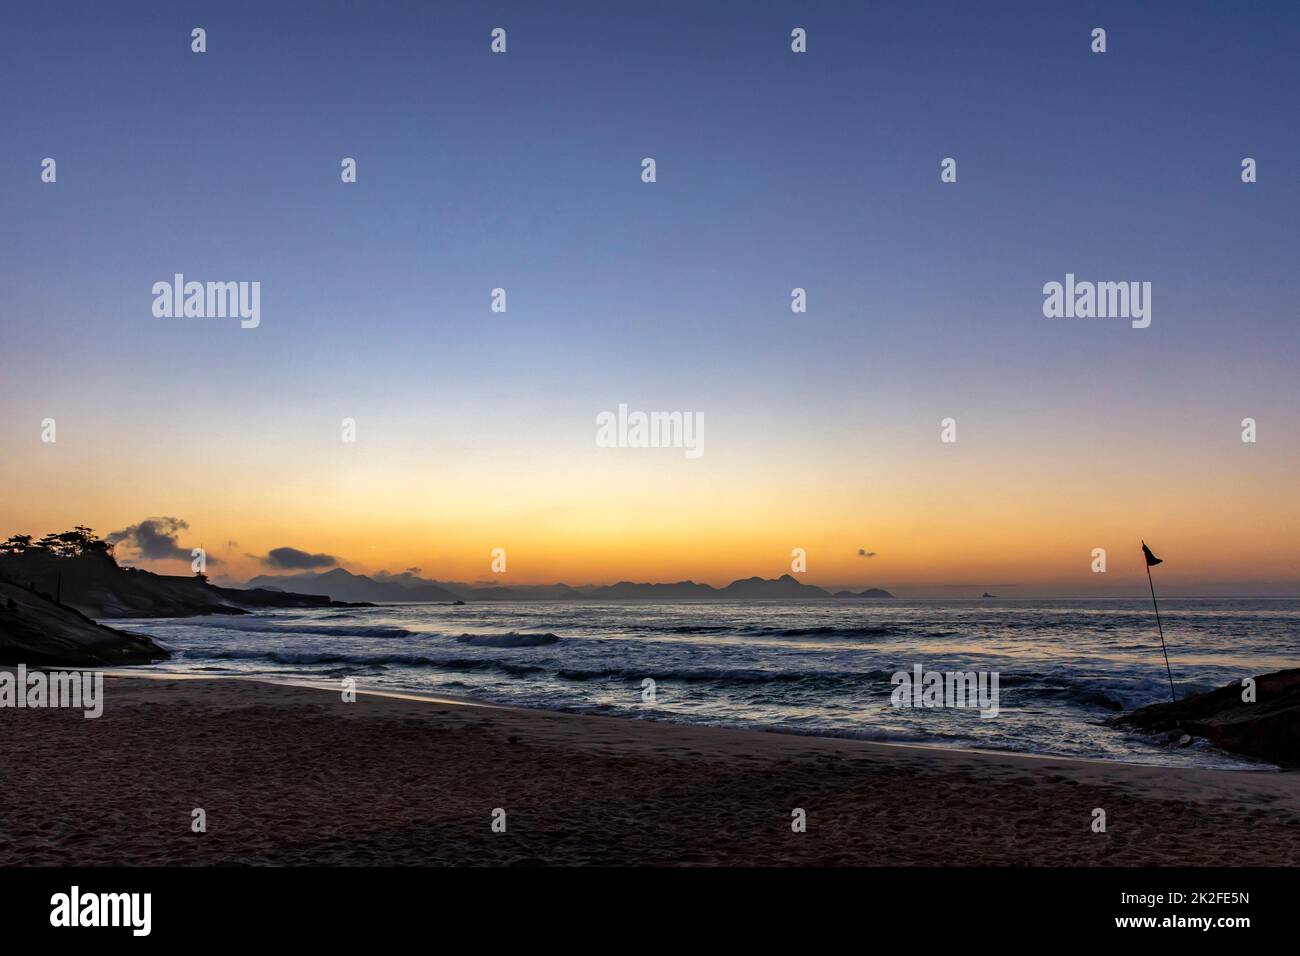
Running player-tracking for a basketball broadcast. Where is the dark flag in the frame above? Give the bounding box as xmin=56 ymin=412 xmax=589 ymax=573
xmin=1142 ymin=542 xmax=1163 ymax=567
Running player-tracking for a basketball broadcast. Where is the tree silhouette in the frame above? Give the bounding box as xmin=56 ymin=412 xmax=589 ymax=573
xmin=0 ymin=534 xmax=35 ymax=554
xmin=1 ymin=527 xmax=114 ymax=558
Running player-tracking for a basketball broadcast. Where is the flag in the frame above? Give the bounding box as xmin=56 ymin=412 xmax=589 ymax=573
xmin=1142 ymin=542 xmax=1162 ymax=567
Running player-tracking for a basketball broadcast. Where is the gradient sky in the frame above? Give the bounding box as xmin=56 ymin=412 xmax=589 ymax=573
xmin=3 ymin=1 xmax=1299 ymax=595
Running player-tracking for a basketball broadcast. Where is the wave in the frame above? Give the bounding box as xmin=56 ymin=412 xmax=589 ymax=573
xmin=741 ymin=624 xmax=906 ymax=638
xmin=655 ymin=623 xmax=910 ymax=639
xmin=456 ymin=632 xmax=561 ymax=648
xmin=196 ymin=648 xmax=548 ymax=676
xmin=554 ymin=665 xmax=899 ymax=686
xmin=307 ymin=625 xmax=417 ymax=639
xmin=182 ymin=645 xmax=1188 ymax=713
xmin=543 ymin=664 xmax=1194 ymax=714
xmin=193 ymin=619 xmax=417 ymax=639
xmin=994 ymin=672 xmax=1183 ymax=711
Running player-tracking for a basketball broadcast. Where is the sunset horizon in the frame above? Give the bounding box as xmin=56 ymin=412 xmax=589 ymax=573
xmin=5 ymin=512 xmax=1298 ymax=598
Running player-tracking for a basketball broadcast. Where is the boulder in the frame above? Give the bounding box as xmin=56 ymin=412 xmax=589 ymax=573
xmin=0 ymin=580 xmax=169 ymax=667
xmin=1114 ymin=669 xmax=1300 ymax=766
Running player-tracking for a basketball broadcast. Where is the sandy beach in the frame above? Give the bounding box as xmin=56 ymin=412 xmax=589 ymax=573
xmin=1 ymin=672 xmax=1298 ymax=866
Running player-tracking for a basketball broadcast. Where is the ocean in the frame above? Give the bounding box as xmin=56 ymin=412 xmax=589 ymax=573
xmin=119 ymin=598 xmax=1299 ymax=770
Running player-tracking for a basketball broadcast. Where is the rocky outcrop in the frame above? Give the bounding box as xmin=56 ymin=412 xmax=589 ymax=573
xmin=1115 ymin=669 xmax=1300 ymax=767
xmin=0 ymin=550 xmax=364 ymax=618
xmin=0 ymin=581 xmax=169 ymax=666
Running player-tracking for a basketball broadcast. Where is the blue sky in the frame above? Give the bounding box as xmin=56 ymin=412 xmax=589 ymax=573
xmin=2 ymin=1 xmax=1298 ymax=592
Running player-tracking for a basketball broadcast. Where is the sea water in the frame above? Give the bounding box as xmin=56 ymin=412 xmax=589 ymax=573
xmin=119 ymin=598 xmax=1298 ymax=769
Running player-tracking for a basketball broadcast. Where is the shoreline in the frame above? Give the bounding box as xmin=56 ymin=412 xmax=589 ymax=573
xmin=103 ymin=598 xmax=1299 ymax=774
xmin=2 ymin=671 xmax=1299 ymax=865
xmin=93 ymin=668 xmax=1285 ymax=772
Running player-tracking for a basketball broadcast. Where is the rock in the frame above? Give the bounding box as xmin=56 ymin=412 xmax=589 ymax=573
xmin=0 ymin=549 xmax=362 ymax=618
xmin=1114 ymin=668 xmax=1300 ymax=766
xmin=0 ymin=581 xmax=169 ymax=666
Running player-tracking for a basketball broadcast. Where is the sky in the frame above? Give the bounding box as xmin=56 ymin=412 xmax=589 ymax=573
xmin=2 ymin=1 xmax=1299 ymax=596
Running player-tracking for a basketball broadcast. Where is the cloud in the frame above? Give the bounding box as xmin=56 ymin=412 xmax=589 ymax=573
xmin=107 ymin=517 xmax=215 ymax=564
xmin=857 ymin=549 xmax=878 ymax=558
xmin=262 ymin=546 xmax=337 ymax=570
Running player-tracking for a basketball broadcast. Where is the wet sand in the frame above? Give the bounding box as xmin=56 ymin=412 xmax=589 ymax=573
xmin=2 ymin=673 xmax=1298 ymax=866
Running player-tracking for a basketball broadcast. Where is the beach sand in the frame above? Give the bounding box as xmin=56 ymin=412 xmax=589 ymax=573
xmin=2 ymin=673 xmax=1298 ymax=866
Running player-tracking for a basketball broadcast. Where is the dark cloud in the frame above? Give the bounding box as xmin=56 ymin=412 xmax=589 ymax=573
xmin=263 ymin=547 xmax=337 ymax=570
xmin=107 ymin=517 xmax=216 ymax=564
xmin=857 ymin=549 xmax=878 ymax=558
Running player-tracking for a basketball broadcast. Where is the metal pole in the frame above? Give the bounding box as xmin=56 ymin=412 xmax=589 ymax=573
xmin=1146 ymin=563 xmax=1175 ymax=703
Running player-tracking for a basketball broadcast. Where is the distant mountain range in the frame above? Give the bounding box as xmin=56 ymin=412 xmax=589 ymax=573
xmin=245 ymin=567 xmax=463 ymax=604
xmin=243 ymin=569 xmax=895 ymax=603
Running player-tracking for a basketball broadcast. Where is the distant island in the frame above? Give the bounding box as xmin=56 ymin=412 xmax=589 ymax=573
xmin=246 ymin=568 xmax=897 ymax=604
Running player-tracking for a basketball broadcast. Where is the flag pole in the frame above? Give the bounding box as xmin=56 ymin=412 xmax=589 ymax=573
xmin=1144 ymin=551 xmax=1175 ymax=703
